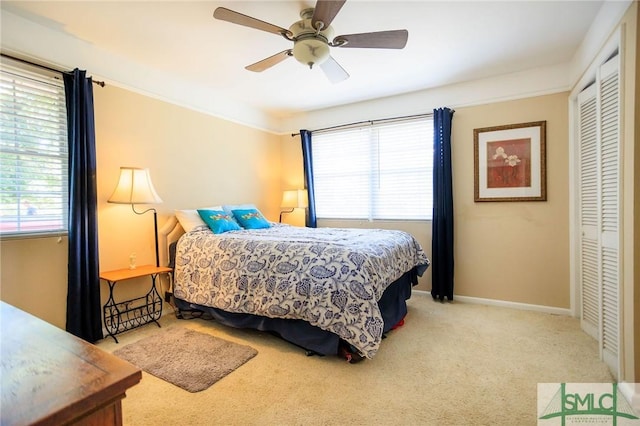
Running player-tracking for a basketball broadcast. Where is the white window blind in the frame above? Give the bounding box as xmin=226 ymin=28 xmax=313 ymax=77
xmin=312 ymin=117 xmax=433 ymax=220
xmin=0 ymin=63 xmax=68 ymax=237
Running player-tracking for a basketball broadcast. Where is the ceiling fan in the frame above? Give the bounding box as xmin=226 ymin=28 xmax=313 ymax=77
xmin=213 ymin=0 xmax=408 ymax=83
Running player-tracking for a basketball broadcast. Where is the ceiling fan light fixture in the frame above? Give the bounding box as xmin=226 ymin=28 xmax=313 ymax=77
xmin=292 ymin=37 xmax=330 ymax=68
xmin=213 ymin=1 xmax=408 ymax=82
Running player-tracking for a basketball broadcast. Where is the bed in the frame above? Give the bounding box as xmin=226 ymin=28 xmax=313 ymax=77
xmin=159 ymin=207 xmax=430 ymax=360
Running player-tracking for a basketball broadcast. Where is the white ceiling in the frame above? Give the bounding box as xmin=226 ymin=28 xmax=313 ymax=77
xmin=1 ymin=1 xmax=606 ymax=126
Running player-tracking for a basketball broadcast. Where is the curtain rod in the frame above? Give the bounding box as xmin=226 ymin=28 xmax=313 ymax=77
xmin=290 ymin=112 xmax=434 ymax=137
xmin=1 ymin=53 xmax=105 ymax=87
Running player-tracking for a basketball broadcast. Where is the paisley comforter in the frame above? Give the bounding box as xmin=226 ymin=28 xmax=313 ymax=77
xmin=173 ymin=224 xmax=429 ymax=358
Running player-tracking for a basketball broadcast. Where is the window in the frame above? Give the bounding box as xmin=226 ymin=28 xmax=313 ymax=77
xmin=0 ymin=62 xmax=68 ymax=237
xmin=312 ymin=116 xmax=433 ymax=220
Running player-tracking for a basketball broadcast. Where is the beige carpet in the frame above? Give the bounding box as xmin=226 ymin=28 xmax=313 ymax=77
xmin=97 ymin=292 xmax=614 ymax=425
xmin=113 ymin=326 xmax=257 ymax=392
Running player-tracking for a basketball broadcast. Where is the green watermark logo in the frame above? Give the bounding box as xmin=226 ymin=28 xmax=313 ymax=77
xmin=538 ymin=383 xmax=639 ymax=425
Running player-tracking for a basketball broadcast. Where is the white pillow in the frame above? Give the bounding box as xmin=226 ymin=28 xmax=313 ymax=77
xmin=222 ymin=203 xmax=257 ymax=214
xmin=175 ymin=206 xmax=222 ymax=233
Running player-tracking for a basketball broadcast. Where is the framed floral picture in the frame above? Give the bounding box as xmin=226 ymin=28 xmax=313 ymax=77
xmin=474 ymin=121 xmax=546 ymax=202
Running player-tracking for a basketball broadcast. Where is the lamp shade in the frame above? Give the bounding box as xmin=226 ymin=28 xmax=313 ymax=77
xmin=281 ymin=189 xmax=308 ymax=209
xmin=108 ymin=167 xmax=162 ymax=204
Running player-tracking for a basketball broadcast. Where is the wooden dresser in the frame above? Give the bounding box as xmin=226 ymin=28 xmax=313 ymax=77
xmin=0 ymin=301 xmax=142 ymax=425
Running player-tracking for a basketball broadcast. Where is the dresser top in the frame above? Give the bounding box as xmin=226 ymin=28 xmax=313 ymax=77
xmin=0 ymin=301 xmax=142 ymax=425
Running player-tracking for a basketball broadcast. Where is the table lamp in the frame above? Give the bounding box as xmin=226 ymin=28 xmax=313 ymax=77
xmin=280 ymin=189 xmax=308 ymax=222
xmin=108 ymin=167 xmax=163 ymax=267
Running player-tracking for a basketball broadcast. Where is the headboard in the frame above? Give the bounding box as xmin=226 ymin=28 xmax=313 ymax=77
xmin=158 ymin=216 xmax=185 ymax=268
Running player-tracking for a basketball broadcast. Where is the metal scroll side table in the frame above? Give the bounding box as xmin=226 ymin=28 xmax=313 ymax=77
xmin=100 ymin=265 xmax=172 ymax=343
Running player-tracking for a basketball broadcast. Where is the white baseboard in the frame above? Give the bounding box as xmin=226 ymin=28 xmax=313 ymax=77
xmin=412 ymin=289 xmax=572 ymax=316
xmin=619 ymin=382 xmax=640 ymax=413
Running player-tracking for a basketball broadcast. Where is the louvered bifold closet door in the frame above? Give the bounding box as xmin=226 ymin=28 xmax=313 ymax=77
xmin=577 ymin=83 xmax=600 ymax=341
xmin=576 ymin=54 xmax=621 ymax=379
xmin=598 ymin=56 xmax=620 ymax=374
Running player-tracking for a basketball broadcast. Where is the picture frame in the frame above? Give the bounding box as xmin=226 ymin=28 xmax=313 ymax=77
xmin=474 ymin=121 xmax=546 ymax=202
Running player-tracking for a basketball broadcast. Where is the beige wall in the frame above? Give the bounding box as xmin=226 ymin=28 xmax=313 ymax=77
xmin=0 ymin=84 xmax=282 ymax=328
xmin=453 ymin=93 xmax=570 ymax=308
xmin=0 ymin=236 xmax=68 ymax=327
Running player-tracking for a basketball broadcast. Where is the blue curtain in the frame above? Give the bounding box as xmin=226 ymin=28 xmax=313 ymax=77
xmin=300 ymin=130 xmax=317 ymax=228
xmin=64 ymin=69 xmax=102 ymax=342
xmin=431 ymin=107 xmax=455 ymax=301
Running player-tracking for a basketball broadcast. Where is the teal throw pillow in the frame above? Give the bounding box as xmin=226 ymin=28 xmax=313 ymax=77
xmin=197 ymin=209 xmax=241 ymax=234
xmin=231 ymin=208 xmax=271 ymax=229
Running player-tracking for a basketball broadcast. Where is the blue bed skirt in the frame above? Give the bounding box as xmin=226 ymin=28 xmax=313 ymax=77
xmin=173 ymin=267 xmax=420 ymax=356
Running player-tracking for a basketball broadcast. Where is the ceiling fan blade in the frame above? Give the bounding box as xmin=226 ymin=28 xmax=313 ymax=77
xmin=245 ymin=50 xmax=292 ymax=72
xmin=334 ymin=30 xmax=408 ymax=49
xmin=320 ymin=56 xmax=349 ymax=84
xmin=214 ymin=7 xmax=290 ymax=36
xmin=312 ymin=0 xmax=346 ymax=30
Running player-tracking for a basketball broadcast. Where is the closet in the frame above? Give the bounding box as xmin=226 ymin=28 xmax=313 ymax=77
xmin=576 ymin=53 xmax=620 ymax=378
